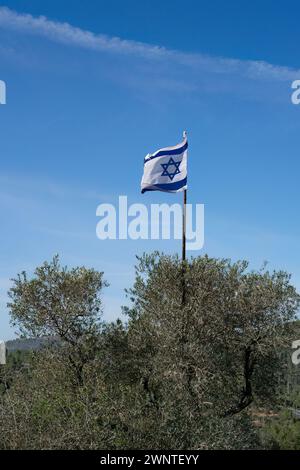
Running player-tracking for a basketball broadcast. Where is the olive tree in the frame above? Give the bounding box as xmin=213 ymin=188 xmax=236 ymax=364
xmin=2 ymin=253 xmax=299 ymax=450
xmin=7 ymin=255 xmax=107 ymax=385
xmin=120 ymin=253 xmax=299 ymax=448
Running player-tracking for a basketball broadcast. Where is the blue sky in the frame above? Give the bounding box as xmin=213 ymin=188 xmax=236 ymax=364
xmin=1 ymin=0 xmax=300 ymax=339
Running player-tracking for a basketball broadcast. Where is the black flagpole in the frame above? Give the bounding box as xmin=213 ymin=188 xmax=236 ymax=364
xmin=182 ymin=188 xmax=187 ymax=305
xmin=182 ymin=188 xmax=187 ymax=264
xmin=181 ymin=131 xmax=187 ymax=305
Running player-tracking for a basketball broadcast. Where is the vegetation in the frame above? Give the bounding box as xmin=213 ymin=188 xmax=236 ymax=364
xmin=0 ymin=254 xmax=299 ymax=449
xmin=260 ymin=388 xmax=300 ymax=449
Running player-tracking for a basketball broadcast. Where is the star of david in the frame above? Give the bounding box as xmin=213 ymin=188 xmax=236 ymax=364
xmin=161 ymin=157 xmax=181 ymax=181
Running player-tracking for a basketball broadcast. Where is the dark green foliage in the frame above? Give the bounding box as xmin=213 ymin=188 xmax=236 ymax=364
xmin=0 ymin=253 xmax=299 ymax=449
xmin=262 ymin=409 xmax=300 ymax=449
xmin=0 ymin=350 xmax=31 ymax=395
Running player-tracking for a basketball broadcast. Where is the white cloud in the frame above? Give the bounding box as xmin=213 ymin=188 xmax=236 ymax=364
xmin=0 ymin=6 xmax=167 ymax=58
xmin=0 ymin=6 xmax=299 ymax=83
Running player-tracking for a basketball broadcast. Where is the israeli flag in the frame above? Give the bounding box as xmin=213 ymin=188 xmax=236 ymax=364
xmin=141 ymin=132 xmax=188 ymax=193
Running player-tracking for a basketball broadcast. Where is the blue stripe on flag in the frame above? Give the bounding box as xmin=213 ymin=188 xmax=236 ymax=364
xmin=141 ymin=177 xmax=187 ymax=193
xmin=144 ymin=141 xmax=188 ymax=163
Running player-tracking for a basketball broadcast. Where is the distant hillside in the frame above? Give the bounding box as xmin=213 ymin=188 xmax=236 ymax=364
xmin=6 ymin=337 xmax=58 ymax=352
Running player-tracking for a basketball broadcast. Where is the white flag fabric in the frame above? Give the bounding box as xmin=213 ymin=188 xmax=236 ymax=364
xmin=141 ymin=134 xmax=188 ymax=193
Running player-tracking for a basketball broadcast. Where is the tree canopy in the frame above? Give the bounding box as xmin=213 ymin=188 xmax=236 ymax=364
xmin=0 ymin=253 xmax=299 ymax=449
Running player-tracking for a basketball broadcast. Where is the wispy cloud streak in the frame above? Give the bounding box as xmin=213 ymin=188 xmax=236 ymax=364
xmin=0 ymin=6 xmax=167 ymax=58
xmin=0 ymin=6 xmax=299 ymax=82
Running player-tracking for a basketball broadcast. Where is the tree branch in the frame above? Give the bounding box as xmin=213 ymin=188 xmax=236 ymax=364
xmin=223 ymin=345 xmax=255 ymax=417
